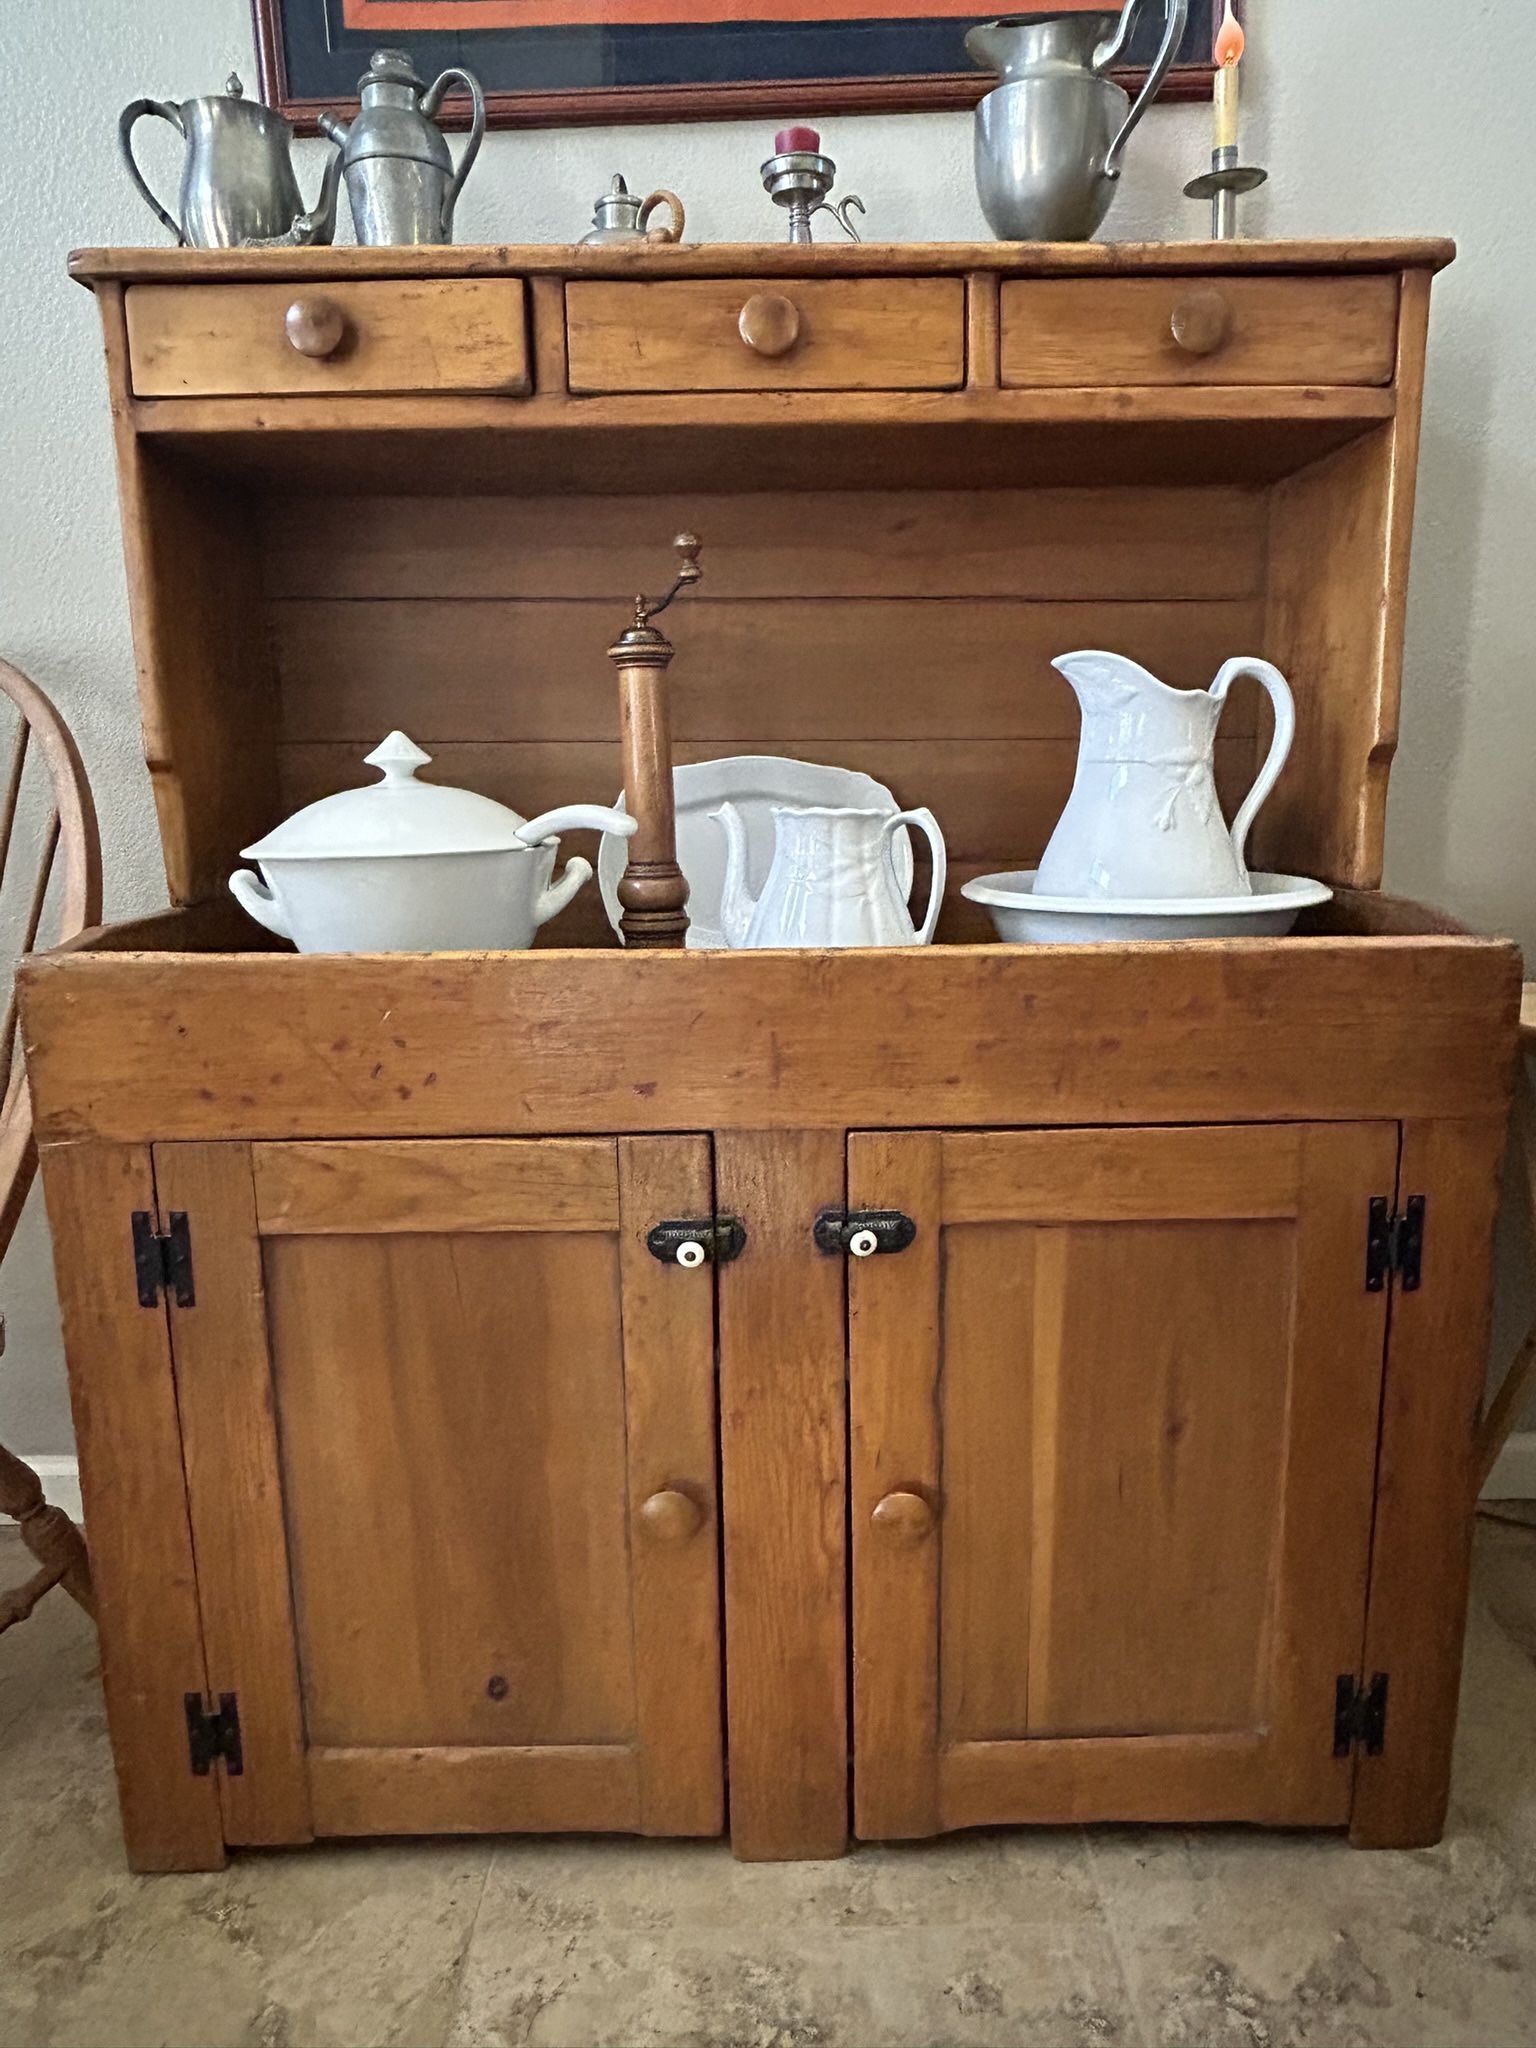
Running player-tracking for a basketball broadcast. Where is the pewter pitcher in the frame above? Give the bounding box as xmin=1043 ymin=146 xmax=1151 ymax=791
xmin=119 ymin=75 xmax=341 ymax=247
xmin=320 ymin=50 xmax=485 ymax=245
xmin=967 ymin=0 xmax=1188 ymax=241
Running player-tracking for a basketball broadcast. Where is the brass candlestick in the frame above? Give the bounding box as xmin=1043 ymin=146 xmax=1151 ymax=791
xmin=609 ymin=534 xmax=702 ymax=949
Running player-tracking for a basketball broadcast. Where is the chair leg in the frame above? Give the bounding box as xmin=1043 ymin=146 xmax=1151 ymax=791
xmin=0 ymin=1439 xmax=94 ymax=1631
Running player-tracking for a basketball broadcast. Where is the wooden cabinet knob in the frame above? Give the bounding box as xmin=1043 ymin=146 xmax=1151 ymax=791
xmin=284 ymin=296 xmax=347 ymax=359
xmin=738 ymin=292 xmax=801 ymax=358
xmin=637 ymin=1488 xmax=703 ymax=1542
xmin=870 ymin=1490 xmax=935 ymax=1544
xmin=1170 ymin=288 xmax=1233 ymax=358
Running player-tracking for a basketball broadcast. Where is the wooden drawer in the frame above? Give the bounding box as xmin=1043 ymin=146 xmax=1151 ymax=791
xmin=1000 ymin=276 xmax=1399 ymax=388
xmin=126 ymin=280 xmax=530 ymax=398
xmin=565 ymin=278 xmax=966 ymax=393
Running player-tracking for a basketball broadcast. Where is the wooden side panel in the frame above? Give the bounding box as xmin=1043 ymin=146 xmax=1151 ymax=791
xmin=848 ymin=1132 xmax=942 ymax=1839
xmin=716 ymin=1129 xmax=847 ymax=1859
xmin=154 ymin=1142 xmax=311 ymax=1847
xmin=617 ymin=1136 xmax=724 ymax=1837
xmin=1257 ymin=272 xmax=1433 ymax=888
xmin=267 ymin=1224 xmax=636 ymax=1749
xmin=36 ymin=1143 xmax=225 ymax=1871
xmin=1351 ymin=1116 xmax=1507 ymax=1848
xmin=252 ymin=1137 xmax=618 ymax=1233
xmin=112 ymin=432 xmax=280 ymax=908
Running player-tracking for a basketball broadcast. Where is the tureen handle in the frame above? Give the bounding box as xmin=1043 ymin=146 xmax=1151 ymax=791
xmin=535 ymin=856 xmax=594 ymax=929
xmin=516 ymin=804 xmax=638 ymax=846
xmin=229 ymin=869 xmax=293 ymax=940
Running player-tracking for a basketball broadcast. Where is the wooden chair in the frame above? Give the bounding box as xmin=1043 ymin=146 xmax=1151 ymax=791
xmin=0 ymin=659 xmax=102 ymax=1633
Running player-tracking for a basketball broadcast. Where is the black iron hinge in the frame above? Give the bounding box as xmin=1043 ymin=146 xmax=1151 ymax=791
xmin=1333 ymin=1672 xmax=1389 ymax=1757
xmin=132 ymin=1210 xmax=195 ymax=1308
xmin=813 ymin=1208 xmax=917 ymax=1258
xmin=184 ymin=1690 xmax=243 ymax=1777
xmin=1365 ymin=1195 xmax=1425 ymax=1294
xmin=645 ymin=1216 xmax=747 ymax=1267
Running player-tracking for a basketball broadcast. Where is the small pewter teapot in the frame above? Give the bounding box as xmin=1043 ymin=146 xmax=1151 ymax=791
xmin=119 ymin=74 xmax=342 ymax=247
xmin=967 ymin=0 xmax=1188 ymax=241
xmin=578 ymin=175 xmax=686 ymax=247
xmin=320 ymin=50 xmax=485 ymax=245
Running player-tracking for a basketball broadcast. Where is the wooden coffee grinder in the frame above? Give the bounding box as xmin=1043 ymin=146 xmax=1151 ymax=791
xmin=609 ymin=533 xmax=702 ymax=948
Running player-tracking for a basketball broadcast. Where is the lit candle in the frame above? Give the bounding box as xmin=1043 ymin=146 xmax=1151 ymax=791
xmin=1213 ymin=0 xmax=1244 ymax=152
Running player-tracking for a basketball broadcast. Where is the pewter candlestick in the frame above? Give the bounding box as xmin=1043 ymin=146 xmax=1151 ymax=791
xmin=1184 ymin=146 xmax=1267 ymax=241
xmin=759 ymin=126 xmax=865 ymax=244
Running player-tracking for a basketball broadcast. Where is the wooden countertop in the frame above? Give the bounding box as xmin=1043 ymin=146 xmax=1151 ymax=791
xmin=68 ymin=238 xmax=1458 ymax=289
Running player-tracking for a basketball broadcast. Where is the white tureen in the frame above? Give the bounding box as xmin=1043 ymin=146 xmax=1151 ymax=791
xmin=229 ymin=732 xmax=636 ymax=953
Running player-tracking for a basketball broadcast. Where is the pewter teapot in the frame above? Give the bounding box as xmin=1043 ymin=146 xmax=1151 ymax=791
xmin=320 ymin=50 xmax=484 ymax=245
xmin=967 ymin=0 xmax=1188 ymax=241
xmin=578 ymin=175 xmax=686 ymax=247
xmin=119 ymin=75 xmax=341 ymax=247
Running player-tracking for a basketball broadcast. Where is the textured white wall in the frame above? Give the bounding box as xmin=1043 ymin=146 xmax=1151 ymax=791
xmin=0 ymin=0 xmax=1531 ymax=1454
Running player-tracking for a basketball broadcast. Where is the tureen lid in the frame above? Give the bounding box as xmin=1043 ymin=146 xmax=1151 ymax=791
xmin=241 ymin=733 xmax=536 ymax=861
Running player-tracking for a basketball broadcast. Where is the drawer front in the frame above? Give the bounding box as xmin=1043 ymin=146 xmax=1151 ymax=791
xmin=565 ymin=278 xmax=966 ymax=393
xmin=1000 ymin=276 xmax=1399 ymax=388
xmin=126 ymin=280 xmax=530 ymax=398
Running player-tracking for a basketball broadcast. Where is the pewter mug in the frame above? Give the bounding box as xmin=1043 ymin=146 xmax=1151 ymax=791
xmin=967 ymin=0 xmax=1188 ymax=241
xmin=320 ymin=49 xmax=484 ymax=246
xmin=118 ymin=74 xmax=341 ymax=248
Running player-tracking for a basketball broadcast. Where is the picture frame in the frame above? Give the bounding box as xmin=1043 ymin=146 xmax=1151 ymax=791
xmin=252 ymin=0 xmax=1229 ymax=134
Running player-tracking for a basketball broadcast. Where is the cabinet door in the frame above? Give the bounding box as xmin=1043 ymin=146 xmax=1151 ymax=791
xmin=849 ymin=1123 xmax=1395 ymax=1838
xmin=157 ymin=1135 xmax=722 ymax=1844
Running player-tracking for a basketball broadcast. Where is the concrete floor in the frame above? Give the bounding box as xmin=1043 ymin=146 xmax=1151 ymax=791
xmin=2 ymin=1520 xmax=1535 ymax=2048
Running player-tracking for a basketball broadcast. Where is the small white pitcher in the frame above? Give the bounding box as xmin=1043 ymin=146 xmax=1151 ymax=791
xmin=715 ymin=802 xmax=946 ymax=948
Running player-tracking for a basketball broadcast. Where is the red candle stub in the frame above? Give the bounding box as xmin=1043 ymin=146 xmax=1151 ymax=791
xmin=775 ymin=125 xmax=820 ymax=154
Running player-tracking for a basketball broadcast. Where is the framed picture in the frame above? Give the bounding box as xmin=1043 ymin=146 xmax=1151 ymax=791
xmin=253 ymin=0 xmax=1228 ymax=132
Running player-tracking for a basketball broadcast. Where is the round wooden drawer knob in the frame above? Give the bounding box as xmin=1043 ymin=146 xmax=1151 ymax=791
xmin=1170 ymin=288 xmax=1233 ymax=357
xmin=738 ymin=292 xmax=801 ymax=358
xmin=870 ymin=1490 xmax=935 ymax=1544
xmin=284 ymin=296 xmax=347 ymax=359
xmin=638 ymin=1488 xmax=703 ymax=1542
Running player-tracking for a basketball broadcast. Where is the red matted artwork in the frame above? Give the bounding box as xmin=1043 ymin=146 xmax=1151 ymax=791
xmin=253 ymin=0 xmax=1228 ymax=131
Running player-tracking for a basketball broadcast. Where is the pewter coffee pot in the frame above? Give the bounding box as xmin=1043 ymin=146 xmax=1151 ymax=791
xmin=967 ymin=0 xmax=1188 ymax=241
xmin=320 ymin=50 xmax=485 ymax=245
xmin=119 ymin=75 xmax=342 ymax=247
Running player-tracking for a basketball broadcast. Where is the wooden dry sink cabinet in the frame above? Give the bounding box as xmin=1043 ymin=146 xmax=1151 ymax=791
xmin=23 ymin=238 xmax=1519 ymax=1870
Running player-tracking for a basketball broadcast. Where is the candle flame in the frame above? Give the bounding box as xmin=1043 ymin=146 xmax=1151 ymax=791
xmin=1214 ymin=0 xmax=1244 ymax=68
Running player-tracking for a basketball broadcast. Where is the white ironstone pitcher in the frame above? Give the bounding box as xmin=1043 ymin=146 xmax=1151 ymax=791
xmin=715 ymin=802 xmax=946 ymax=948
xmin=1036 ymin=651 xmax=1296 ymax=898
